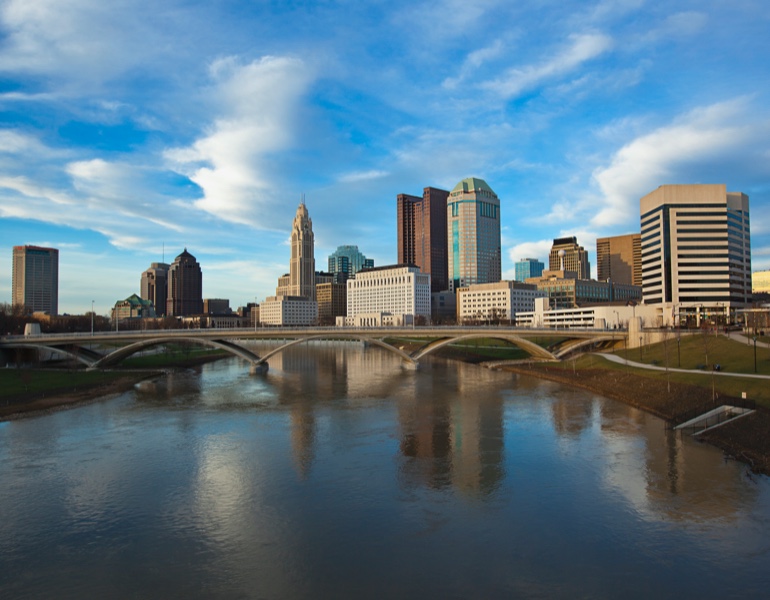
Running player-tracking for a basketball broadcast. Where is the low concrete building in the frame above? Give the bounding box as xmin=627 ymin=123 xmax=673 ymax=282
xmin=260 ymin=295 xmax=318 ymax=326
xmin=456 ymin=281 xmax=546 ymax=324
xmin=112 ymin=294 xmax=156 ymax=322
xmin=345 ymin=264 xmax=430 ymax=326
xmin=517 ymin=298 xmax=659 ymax=329
xmin=526 ymin=269 xmax=642 ymax=309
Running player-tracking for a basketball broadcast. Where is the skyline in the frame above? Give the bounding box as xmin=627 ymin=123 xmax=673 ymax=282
xmin=1 ymin=1 xmax=769 ymax=315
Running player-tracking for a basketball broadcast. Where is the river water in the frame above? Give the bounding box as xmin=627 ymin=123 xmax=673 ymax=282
xmin=1 ymin=343 xmax=769 ymax=599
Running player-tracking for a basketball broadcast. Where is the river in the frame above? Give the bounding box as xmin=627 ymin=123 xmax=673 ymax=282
xmin=1 ymin=342 xmax=769 ymax=599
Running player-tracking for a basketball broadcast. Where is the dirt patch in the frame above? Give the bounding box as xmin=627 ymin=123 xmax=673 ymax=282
xmin=504 ymin=363 xmax=770 ymax=476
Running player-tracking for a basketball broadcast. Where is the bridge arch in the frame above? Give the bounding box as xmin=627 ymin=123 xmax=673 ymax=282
xmin=257 ymin=334 xmax=417 ymax=366
xmin=0 ymin=343 xmax=94 ymax=366
xmin=552 ymin=336 xmax=618 ymax=359
xmin=90 ymin=337 xmax=262 ymax=369
xmin=411 ymin=333 xmax=557 ymax=361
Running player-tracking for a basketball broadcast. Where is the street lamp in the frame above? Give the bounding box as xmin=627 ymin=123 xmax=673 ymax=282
xmin=639 ymin=336 xmax=643 ymax=362
xmin=91 ymin=300 xmax=94 ymax=336
xmin=254 ymin=297 xmax=258 ymax=333
xmin=677 ymin=336 xmax=681 ymax=368
xmin=754 ymin=336 xmax=758 ymax=373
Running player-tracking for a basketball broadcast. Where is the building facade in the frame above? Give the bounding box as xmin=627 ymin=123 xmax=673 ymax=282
xmin=447 ymin=178 xmax=501 ymax=291
xmin=260 ymin=295 xmax=318 ymax=326
xmin=141 ymin=262 xmax=169 ymax=317
xmin=166 ymin=249 xmax=203 ymax=317
xmin=12 ymin=245 xmax=59 ymax=315
xmin=514 ymin=258 xmax=545 ymax=282
xmin=112 ymin=293 xmax=156 ymax=321
xmin=204 ymin=298 xmax=231 ymax=314
xmin=596 ymin=233 xmax=641 ymax=286
xmin=397 ymin=186 xmax=449 ymax=292
xmin=328 ymin=245 xmax=374 ymax=284
xmin=456 ymin=281 xmax=547 ymax=324
xmin=640 ymin=184 xmax=751 ymax=325
xmin=548 ymin=237 xmax=590 ymax=280
xmin=345 ymin=264 xmax=431 ymax=325
xmin=751 ymin=270 xmax=770 ymax=294
xmin=288 ymin=201 xmax=315 ymax=300
xmin=517 ymin=297 xmax=660 ymax=329
xmin=526 ymin=270 xmax=642 ymax=309
xmin=316 ymin=282 xmax=347 ymax=325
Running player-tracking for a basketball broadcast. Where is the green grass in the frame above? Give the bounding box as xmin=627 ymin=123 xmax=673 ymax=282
xmin=0 ymin=370 xmax=129 ymax=399
xmin=615 ymin=332 xmax=770 ymax=375
xmin=120 ymin=346 xmax=227 ymax=368
xmin=578 ymin=339 xmax=770 ymax=408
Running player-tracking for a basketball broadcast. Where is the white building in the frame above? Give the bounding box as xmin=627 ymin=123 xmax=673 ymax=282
xmin=343 ymin=264 xmax=431 ymax=326
xmin=456 ymin=281 xmax=546 ymax=324
xmin=641 ymin=184 xmax=751 ymax=326
xmin=260 ymin=295 xmax=318 ymax=326
xmin=517 ymin=298 xmax=660 ymax=329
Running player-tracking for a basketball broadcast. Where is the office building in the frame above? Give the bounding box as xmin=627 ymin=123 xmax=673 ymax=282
xmin=752 ymin=270 xmax=770 ymax=294
xmin=166 ymin=248 xmax=203 ymax=317
xmin=288 ymin=201 xmax=315 ymax=300
xmin=260 ymin=295 xmax=318 ymax=326
xmin=549 ymin=237 xmax=590 ymax=279
xmin=640 ymin=184 xmax=751 ymax=325
xmin=316 ymin=282 xmax=347 ymax=325
xmin=112 ymin=294 xmax=156 ymax=321
xmin=328 ymin=245 xmax=374 ymax=284
xmin=140 ymin=262 xmax=169 ymax=317
xmin=596 ymin=233 xmax=641 ymax=286
xmin=456 ymin=281 xmax=547 ymax=324
xmin=204 ymin=298 xmax=231 ymax=314
xmin=514 ymin=258 xmax=544 ymax=282
xmin=397 ymin=186 xmax=449 ymax=292
xmin=343 ymin=264 xmax=431 ymax=326
xmin=517 ymin=297 xmax=659 ymax=329
xmin=12 ymin=245 xmax=59 ymax=315
xmin=447 ymin=177 xmax=501 ymax=291
xmin=526 ymin=269 xmax=642 ymax=309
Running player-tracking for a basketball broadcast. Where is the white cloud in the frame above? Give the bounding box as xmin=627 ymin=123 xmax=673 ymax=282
xmin=164 ymin=55 xmax=314 ymax=226
xmin=443 ymin=39 xmax=507 ymax=90
xmin=337 ymin=170 xmax=389 ymax=183
xmin=590 ymin=97 xmax=770 ymax=228
xmin=482 ymin=33 xmax=613 ymax=99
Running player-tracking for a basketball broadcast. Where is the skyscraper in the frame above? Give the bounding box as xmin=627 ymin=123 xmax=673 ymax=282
xmin=141 ymin=262 xmax=169 ymax=317
xmin=397 ymin=186 xmax=449 ymax=293
xmin=166 ymin=249 xmax=203 ymax=317
xmin=640 ymin=184 xmax=751 ymax=325
xmin=548 ymin=237 xmax=590 ymax=279
xmin=596 ymin=233 xmax=641 ymax=286
xmin=289 ymin=201 xmax=315 ymax=300
xmin=12 ymin=245 xmax=59 ymax=315
xmin=447 ymin=177 xmax=501 ymax=291
xmin=328 ymin=245 xmax=373 ymax=283
xmin=514 ymin=258 xmax=545 ymax=282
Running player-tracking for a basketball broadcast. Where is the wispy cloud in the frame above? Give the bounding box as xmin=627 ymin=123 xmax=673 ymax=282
xmin=482 ymin=33 xmax=613 ymax=99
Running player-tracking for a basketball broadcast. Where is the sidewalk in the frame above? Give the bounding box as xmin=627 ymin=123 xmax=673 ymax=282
xmin=600 ymin=352 xmax=770 ymax=380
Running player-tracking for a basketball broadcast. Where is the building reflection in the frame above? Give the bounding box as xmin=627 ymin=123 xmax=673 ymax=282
xmin=598 ymin=400 xmax=756 ymax=522
xmin=397 ymin=360 xmax=505 ymax=497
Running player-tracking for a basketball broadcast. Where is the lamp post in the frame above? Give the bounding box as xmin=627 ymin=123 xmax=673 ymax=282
xmin=677 ymin=336 xmax=681 ymax=368
xmin=639 ymin=336 xmax=643 ymax=362
xmin=254 ymin=297 xmax=258 ymax=333
xmin=91 ymin=300 xmax=94 ymax=336
xmin=754 ymin=336 xmax=758 ymax=373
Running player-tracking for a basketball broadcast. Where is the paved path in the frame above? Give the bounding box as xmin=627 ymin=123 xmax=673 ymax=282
xmin=599 ymin=352 xmax=770 ymax=380
xmin=726 ymin=331 xmax=770 ymax=349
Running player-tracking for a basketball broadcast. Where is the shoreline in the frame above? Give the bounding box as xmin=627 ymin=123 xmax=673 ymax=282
xmin=501 ymin=362 xmax=770 ymax=476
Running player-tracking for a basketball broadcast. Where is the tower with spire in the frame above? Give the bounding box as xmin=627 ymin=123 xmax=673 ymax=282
xmin=288 ymin=198 xmax=316 ymax=300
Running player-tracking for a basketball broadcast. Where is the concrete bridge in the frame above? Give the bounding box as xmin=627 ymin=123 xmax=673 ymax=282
xmin=0 ymin=326 xmax=626 ymax=373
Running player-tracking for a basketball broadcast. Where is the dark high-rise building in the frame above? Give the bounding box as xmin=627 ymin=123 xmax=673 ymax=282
xmin=397 ymin=186 xmax=449 ymax=293
xmin=12 ymin=245 xmax=59 ymax=315
xmin=141 ymin=262 xmax=169 ymax=317
xmin=549 ymin=236 xmax=590 ymax=280
xmin=166 ymin=249 xmax=203 ymax=316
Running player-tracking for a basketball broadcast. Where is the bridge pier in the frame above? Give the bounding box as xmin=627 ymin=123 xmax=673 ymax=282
xmin=250 ymin=362 xmax=269 ymax=375
xmin=402 ymin=361 xmax=419 ymax=371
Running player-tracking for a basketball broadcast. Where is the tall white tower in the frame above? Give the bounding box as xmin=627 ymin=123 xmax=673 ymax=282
xmin=289 ymin=200 xmax=316 ymax=300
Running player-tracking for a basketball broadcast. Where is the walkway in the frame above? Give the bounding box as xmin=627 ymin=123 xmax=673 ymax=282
xmin=599 ymin=353 xmax=770 ymax=380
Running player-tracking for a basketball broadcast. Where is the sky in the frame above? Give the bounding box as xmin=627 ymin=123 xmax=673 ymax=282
xmin=1 ymin=0 xmax=769 ymax=315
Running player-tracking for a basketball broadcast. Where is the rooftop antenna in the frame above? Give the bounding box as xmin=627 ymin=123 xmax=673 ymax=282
xmin=301 ymin=193 xmax=305 ymax=206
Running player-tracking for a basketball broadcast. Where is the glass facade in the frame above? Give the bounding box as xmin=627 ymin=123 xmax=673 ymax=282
xmin=515 ymin=258 xmax=544 ymax=282
xmin=327 ymin=245 xmax=373 ymax=283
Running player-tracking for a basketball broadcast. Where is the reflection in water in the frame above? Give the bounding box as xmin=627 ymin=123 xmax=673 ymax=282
xmin=1 ymin=344 xmax=769 ymax=598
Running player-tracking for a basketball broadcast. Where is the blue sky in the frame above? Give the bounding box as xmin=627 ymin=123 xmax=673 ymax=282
xmin=1 ymin=0 xmax=769 ymax=315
